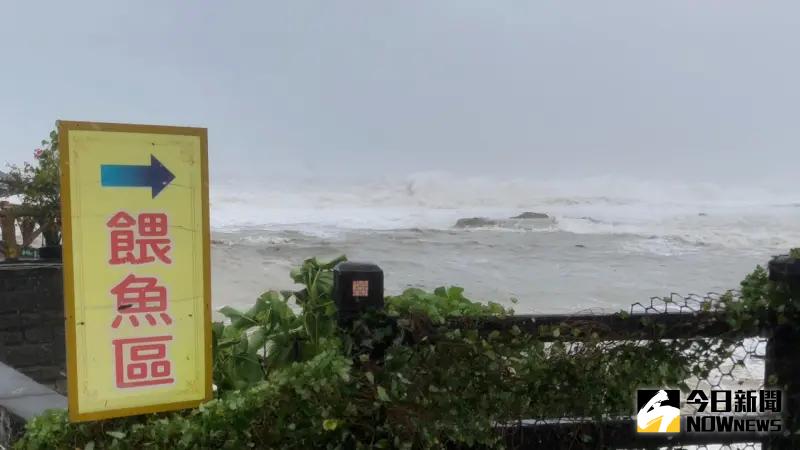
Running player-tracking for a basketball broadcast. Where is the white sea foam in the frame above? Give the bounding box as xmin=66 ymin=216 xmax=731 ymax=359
xmin=210 ymin=174 xmax=800 ymax=250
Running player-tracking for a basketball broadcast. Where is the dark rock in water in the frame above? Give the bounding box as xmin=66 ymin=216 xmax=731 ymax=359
xmin=454 ymin=217 xmax=499 ymax=228
xmin=510 ymin=212 xmax=549 ymax=219
xmin=211 ymin=239 xmax=226 ymax=245
xmin=575 ymin=244 xmax=586 ymax=248
xmin=698 ymin=212 xmax=708 ymax=217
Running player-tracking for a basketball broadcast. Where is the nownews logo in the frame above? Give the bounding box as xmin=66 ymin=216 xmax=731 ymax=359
xmin=637 ymin=390 xmax=680 ymax=433
xmin=637 ymin=389 xmax=783 ymax=434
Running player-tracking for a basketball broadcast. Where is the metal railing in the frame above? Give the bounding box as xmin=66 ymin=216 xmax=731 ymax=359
xmin=480 ymin=256 xmax=796 ymax=449
xmin=341 ymin=255 xmax=800 ymax=450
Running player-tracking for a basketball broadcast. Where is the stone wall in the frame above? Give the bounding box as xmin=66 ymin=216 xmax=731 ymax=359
xmin=0 ymin=263 xmax=66 ymax=394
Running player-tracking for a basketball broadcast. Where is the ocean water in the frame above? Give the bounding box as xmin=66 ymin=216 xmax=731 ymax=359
xmin=209 ymin=174 xmax=800 ymax=314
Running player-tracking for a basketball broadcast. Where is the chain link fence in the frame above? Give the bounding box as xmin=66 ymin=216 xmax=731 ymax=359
xmin=631 ymin=293 xmax=766 ymax=450
xmin=494 ymin=291 xmax=774 ymax=450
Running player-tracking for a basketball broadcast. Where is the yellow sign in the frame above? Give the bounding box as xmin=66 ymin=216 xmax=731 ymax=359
xmin=59 ymin=121 xmax=212 ymax=422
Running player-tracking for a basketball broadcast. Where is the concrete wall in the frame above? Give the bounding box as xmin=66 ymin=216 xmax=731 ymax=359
xmin=0 ymin=263 xmax=66 ymax=394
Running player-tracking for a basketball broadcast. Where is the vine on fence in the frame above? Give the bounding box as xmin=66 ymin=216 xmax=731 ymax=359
xmin=14 ymin=254 xmax=795 ymax=449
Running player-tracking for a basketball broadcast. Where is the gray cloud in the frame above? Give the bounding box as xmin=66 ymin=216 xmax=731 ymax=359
xmin=1 ymin=1 xmax=799 ymax=191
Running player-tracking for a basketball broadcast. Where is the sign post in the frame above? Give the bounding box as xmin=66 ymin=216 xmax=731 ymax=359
xmin=58 ymin=121 xmax=211 ymax=422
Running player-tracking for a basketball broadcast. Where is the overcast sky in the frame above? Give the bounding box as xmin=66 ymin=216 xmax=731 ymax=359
xmin=1 ymin=1 xmax=799 ymax=189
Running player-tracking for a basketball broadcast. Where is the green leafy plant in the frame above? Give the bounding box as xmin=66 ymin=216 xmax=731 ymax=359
xmin=14 ymin=257 xmax=792 ymax=449
xmin=212 ymin=257 xmax=345 ymax=392
xmin=289 ymin=255 xmax=345 ymax=353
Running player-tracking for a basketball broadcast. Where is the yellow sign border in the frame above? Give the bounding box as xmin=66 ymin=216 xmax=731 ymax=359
xmin=58 ymin=121 xmax=212 ymax=422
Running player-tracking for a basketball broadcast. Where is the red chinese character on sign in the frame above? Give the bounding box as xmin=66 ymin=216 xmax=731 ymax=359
xmin=108 ymin=212 xmax=137 ymax=265
xmin=113 ymin=336 xmax=174 ymax=388
xmin=110 ymin=274 xmax=173 ymax=328
xmin=107 ymin=212 xmax=172 ymax=265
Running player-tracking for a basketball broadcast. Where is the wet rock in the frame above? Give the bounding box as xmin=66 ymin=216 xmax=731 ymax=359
xmin=510 ymin=212 xmax=549 ymax=219
xmin=454 ymin=217 xmax=499 ymax=228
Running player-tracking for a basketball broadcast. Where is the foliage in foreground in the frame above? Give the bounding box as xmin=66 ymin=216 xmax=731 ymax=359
xmin=15 ymin=255 xmax=792 ymax=449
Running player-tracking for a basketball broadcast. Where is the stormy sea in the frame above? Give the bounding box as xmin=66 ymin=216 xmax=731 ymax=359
xmin=209 ymin=174 xmax=799 ymax=317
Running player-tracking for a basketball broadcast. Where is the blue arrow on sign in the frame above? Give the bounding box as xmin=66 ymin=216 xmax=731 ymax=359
xmin=100 ymin=155 xmax=176 ymax=198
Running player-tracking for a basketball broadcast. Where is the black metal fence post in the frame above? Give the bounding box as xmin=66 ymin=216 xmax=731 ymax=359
xmin=766 ymin=255 xmax=800 ymax=449
xmin=331 ymin=261 xmax=384 ymax=325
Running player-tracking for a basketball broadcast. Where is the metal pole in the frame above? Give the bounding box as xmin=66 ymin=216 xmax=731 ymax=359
xmin=765 ymin=254 xmax=800 ymax=449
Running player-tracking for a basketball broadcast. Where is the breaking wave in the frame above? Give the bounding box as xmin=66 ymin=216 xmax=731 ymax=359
xmin=210 ymin=173 xmax=800 ymax=250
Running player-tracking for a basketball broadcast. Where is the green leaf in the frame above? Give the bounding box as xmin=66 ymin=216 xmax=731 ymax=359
xmin=322 ymin=419 xmax=339 ymax=431
xmin=248 ymin=327 xmax=268 ymax=351
xmin=320 ymin=255 xmax=347 ymax=269
xmin=219 ymin=306 xmax=250 ymax=323
xmin=377 ymin=386 xmax=390 ymax=402
xmin=447 ymin=286 xmax=464 ymax=299
xmin=106 ymin=431 xmax=126 ymax=439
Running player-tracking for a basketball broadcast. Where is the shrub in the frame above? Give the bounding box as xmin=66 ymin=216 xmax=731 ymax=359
xmin=15 ymin=256 xmax=777 ymax=449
